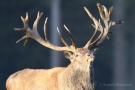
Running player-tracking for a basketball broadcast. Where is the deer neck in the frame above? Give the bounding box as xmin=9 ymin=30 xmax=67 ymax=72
xmin=61 ymin=63 xmax=94 ymax=89
xmin=66 ymin=62 xmax=91 ymax=77
xmin=65 ymin=62 xmax=92 ymax=82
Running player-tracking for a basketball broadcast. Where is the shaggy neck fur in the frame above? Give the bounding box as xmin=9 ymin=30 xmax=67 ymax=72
xmin=62 ymin=62 xmax=94 ymax=90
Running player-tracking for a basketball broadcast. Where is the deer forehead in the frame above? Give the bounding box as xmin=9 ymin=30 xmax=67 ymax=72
xmin=75 ymin=48 xmax=90 ymax=54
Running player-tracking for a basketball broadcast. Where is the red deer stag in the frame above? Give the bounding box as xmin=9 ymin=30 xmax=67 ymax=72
xmin=6 ymin=3 xmax=123 ymax=90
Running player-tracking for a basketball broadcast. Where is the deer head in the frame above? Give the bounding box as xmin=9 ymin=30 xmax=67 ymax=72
xmin=14 ymin=3 xmax=122 ymax=66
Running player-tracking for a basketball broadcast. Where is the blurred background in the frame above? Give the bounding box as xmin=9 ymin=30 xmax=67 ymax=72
xmin=1 ymin=0 xmax=135 ymax=90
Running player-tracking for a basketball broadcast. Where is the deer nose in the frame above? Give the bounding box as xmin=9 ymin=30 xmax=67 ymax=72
xmin=87 ymin=53 xmax=90 ymax=56
xmin=87 ymin=53 xmax=94 ymax=62
xmin=87 ymin=53 xmax=94 ymax=58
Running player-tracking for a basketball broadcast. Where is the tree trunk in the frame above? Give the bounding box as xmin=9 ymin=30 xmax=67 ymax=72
xmin=113 ymin=0 xmax=127 ymax=90
xmin=132 ymin=35 xmax=135 ymax=89
xmin=50 ymin=0 xmax=61 ymax=67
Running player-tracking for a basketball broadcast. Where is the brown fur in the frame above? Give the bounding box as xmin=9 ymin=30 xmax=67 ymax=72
xmin=6 ymin=49 xmax=94 ymax=90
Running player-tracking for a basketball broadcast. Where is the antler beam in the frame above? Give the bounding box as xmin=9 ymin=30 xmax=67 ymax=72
xmin=14 ymin=12 xmax=76 ymax=52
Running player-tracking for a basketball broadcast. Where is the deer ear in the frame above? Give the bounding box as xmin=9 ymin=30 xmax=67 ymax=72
xmin=63 ymin=51 xmax=74 ymax=62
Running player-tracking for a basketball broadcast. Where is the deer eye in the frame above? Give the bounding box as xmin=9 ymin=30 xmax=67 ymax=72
xmin=76 ymin=54 xmax=79 ymax=57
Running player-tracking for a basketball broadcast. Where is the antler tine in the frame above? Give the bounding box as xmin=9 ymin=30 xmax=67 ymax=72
xmin=97 ymin=3 xmax=113 ymax=27
xmin=96 ymin=3 xmax=105 ymax=21
xmin=83 ymin=7 xmax=101 ymax=31
xmin=57 ymin=27 xmax=69 ymax=47
xmin=16 ymin=35 xmax=27 ymax=43
xmin=21 ymin=12 xmax=29 ymax=29
xmin=84 ymin=28 xmax=98 ymax=48
xmin=14 ymin=12 xmax=30 ymax=46
xmin=33 ymin=11 xmax=43 ymax=31
xmin=84 ymin=23 xmax=98 ymax=49
xmin=109 ymin=6 xmax=113 ymax=20
xmin=43 ymin=17 xmax=70 ymax=48
xmin=64 ymin=25 xmax=77 ymax=49
xmin=14 ymin=12 xmax=29 ymax=31
xmin=43 ymin=17 xmax=49 ymax=42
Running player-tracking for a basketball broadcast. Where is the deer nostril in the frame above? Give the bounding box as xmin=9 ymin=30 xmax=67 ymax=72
xmin=87 ymin=53 xmax=90 ymax=56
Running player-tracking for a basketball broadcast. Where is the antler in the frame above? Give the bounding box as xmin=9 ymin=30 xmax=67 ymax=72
xmin=14 ymin=3 xmax=123 ymax=53
xmin=84 ymin=3 xmax=124 ymax=49
xmin=14 ymin=12 xmax=76 ymax=52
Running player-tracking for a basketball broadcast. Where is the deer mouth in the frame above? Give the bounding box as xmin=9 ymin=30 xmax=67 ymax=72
xmin=87 ymin=58 xmax=94 ymax=62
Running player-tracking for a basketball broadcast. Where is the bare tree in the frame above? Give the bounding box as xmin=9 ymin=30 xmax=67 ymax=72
xmin=132 ymin=35 xmax=135 ymax=89
xmin=6 ymin=3 xmax=122 ymax=90
xmin=113 ymin=0 xmax=126 ymax=90
xmin=50 ymin=0 xmax=61 ymax=67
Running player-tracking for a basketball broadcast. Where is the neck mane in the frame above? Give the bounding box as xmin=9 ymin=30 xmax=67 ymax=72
xmin=62 ymin=63 xmax=95 ymax=90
